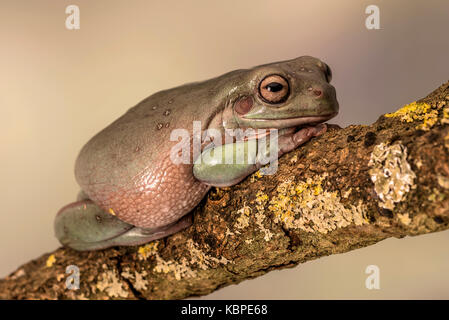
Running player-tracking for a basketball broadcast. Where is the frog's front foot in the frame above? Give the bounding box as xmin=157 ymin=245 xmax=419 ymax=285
xmin=193 ymin=123 xmax=327 ymax=187
xmin=54 ymin=200 xmax=192 ymax=251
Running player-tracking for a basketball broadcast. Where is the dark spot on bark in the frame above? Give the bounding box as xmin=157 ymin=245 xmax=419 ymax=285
xmin=347 ymin=135 xmax=355 ymax=142
xmin=204 ymin=235 xmax=217 ymax=248
xmin=390 ymin=135 xmax=401 ymax=143
xmin=434 ymin=216 xmax=444 ymax=224
xmin=364 ymin=132 xmax=377 ymax=147
xmin=415 ymin=130 xmax=425 ymax=137
xmin=379 ymin=208 xmax=393 ymax=218
xmin=95 ymin=215 xmax=102 ymax=223
xmin=427 ymin=132 xmax=439 ymax=143
xmin=376 ymin=125 xmax=384 ymax=131
xmin=192 ymin=231 xmax=201 ymax=243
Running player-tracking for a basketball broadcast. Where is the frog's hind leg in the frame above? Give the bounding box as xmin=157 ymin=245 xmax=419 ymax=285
xmin=54 ymin=200 xmax=192 ymax=251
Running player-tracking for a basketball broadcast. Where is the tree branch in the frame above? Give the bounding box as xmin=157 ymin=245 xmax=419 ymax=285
xmin=1 ymin=81 xmax=449 ymax=300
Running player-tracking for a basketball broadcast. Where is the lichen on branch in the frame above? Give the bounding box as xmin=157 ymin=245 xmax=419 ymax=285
xmin=1 ymin=81 xmax=449 ymax=300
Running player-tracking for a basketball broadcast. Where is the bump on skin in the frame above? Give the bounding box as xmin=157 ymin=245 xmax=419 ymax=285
xmin=368 ymin=142 xmax=416 ymax=210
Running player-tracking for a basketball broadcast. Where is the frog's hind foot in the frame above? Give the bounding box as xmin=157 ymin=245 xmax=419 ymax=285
xmin=54 ymin=200 xmax=192 ymax=251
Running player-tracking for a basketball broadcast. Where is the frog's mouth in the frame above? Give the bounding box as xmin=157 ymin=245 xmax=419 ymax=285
xmin=243 ymin=113 xmax=336 ymax=128
xmin=238 ymin=113 xmax=336 ymax=141
xmin=239 ymin=113 xmax=336 ymax=130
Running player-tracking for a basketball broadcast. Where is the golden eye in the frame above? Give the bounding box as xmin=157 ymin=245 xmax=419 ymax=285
xmin=258 ymin=74 xmax=290 ymax=104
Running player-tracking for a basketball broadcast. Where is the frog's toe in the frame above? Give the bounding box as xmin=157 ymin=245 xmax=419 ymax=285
xmin=55 ymin=200 xmax=192 ymax=251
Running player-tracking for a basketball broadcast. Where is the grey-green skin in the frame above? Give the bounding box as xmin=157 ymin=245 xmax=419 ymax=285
xmin=55 ymin=56 xmax=339 ymax=251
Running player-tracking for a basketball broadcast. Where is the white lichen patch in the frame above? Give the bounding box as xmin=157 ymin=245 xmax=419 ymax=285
xmin=186 ymin=239 xmax=230 ymax=270
xmin=234 ymin=204 xmax=251 ymax=233
xmin=154 ymin=256 xmax=195 ymax=280
xmin=267 ymin=175 xmax=367 ymax=234
xmin=397 ymin=213 xmax=412 ymax=226
xmin=9 ymin=268 xmax=26 ymax=280
xmin=437 ymin=175 xmax=449 ymax=189
xmin=225 ymin=227 xmax=235 ymax=237
xmin=255 ymin=210 xmax=274 ymax=241
xmin=121 ymin=268 xmax=149 ymax=291
xmin=369 ymin=142 xmax=417 ymax=210
xmin=253 ymin=191 xmax=275 ymax=240
xmin=96 ymin=270 xmax=129 ymax=298
xmin=152 ymin=239 xmax=231 ymax=280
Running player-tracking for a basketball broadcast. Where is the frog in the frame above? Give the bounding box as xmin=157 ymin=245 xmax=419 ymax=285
xmin=54 ymin=55 xmax=339 ymax=251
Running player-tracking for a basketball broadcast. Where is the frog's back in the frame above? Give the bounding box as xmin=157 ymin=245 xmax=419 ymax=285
xmin=74 ymin=79 xmax=231 ymax=228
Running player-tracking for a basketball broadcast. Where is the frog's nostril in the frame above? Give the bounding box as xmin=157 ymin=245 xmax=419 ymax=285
xmin=307 ymin=87 xmax=323 ymax=98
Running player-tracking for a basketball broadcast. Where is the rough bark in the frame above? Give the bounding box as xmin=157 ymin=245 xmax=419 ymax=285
xmin=1 ymin=81 xmax=449 ymax=300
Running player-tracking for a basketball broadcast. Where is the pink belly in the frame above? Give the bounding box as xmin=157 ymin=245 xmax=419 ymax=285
xmin=83 ymin=154 xmax=210 ymax=229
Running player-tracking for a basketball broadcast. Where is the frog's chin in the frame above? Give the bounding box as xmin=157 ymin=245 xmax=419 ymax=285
xmin=239 ymin=113 xmax=337 ymax=130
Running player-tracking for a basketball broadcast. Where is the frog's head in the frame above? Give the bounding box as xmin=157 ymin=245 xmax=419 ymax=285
xmin=229 ymin=56 xmax=339 ymax=129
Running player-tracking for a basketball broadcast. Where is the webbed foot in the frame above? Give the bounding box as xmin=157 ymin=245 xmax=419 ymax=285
xmin=55 ymin=199 xmax=192 ymax=251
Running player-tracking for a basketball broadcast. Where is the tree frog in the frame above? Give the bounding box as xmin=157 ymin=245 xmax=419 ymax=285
xmin=55 ymin=56 xmax=339 ymax=251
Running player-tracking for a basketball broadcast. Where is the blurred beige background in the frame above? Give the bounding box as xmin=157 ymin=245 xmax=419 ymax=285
xmin=1 ymin=0 xmax=448 ymax=299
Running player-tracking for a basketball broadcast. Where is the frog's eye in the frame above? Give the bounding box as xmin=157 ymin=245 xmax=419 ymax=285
xmin=258 ymin=74 xmax=290 ymax=104
xmin=324 ymin=64 xmax=332 ymax=83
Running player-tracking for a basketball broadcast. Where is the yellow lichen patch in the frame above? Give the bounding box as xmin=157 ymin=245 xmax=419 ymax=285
xmin=369 ymin=142 xmax=416 ymax=210
xmin=46 ymin=254 xmax=56 ymax=267
xmin=252 ymin=190 xmax=275 ymax=241
xmin=268 ymin=175 xmax=367 ymax=233
xmin=385 ymin=101 xmax=438 ymax=131
xmin=428 ymin=188 xmax=446 ymax=202
xmin=289 ymin=154 xmax=298 ymax=164
xmin=108 ymin=208 xmax=116 ymax=216
xmin=250 ymin=170 xmax=263 ymax=182
xmin=96 ymin=270 xmax=129 ymax=298
xmin=255 ymin=191 xmax=269 ymax=204
xmin=441 ymin=107 xmax=449 ymax=124
xmin=138 ymin=241 xmax=159 ymax=260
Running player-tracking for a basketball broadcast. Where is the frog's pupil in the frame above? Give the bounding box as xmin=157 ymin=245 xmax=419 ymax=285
xmin=265 ymin=82 xmax=283 ymax=92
